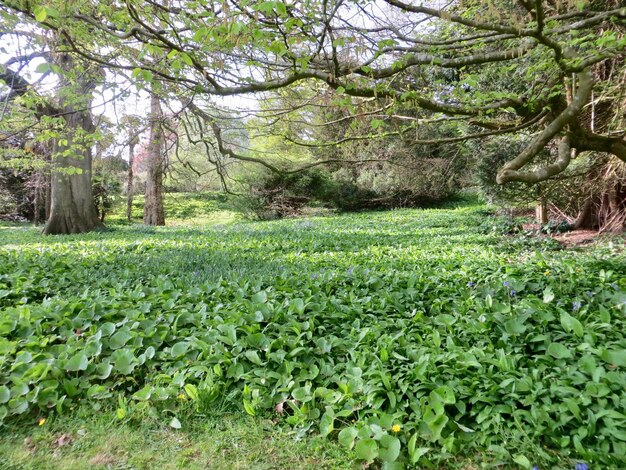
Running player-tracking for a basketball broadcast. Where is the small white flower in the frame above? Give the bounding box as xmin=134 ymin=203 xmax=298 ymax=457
xmin=478 ymin=315 xmax=486 ymax=323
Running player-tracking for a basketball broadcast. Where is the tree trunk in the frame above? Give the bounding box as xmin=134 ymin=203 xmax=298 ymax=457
xmin=43 ymin=52 xmax=101 ymax=235
xmin=143 ymin=93 xmax=166 ymax=226
xmin=45 ymin=173 xmax=51 ymax=221
xmin=574 ymin=198 xmax=596 ymax=230
xmin=535 ymin=197 xmax=548 ymax=224
xmin=126 ymin=140 xmax=135 ymax=222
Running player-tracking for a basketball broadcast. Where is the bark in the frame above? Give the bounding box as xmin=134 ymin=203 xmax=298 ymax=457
xmin=143 ymin=93 xmax=166 ymax=226
xmin=497 ymin=69 xmax=593 ymax=184
xmin=536 ymin=197 xmax=548 ymax=224
xmin=43 ymin=52 xmax=101 ymax=235
xmin=126 ymin=140 xmax=135 ymax=222
xmin=574 ymin=198 xmax=596 ymax=230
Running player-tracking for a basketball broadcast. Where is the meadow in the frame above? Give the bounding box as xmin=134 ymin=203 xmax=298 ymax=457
xmin=0 ymin=198 xmax=625 ymax=469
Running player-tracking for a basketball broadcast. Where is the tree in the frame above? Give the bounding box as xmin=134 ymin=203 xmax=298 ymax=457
xmin=3 ymin=0 xmax=625 ymax=230
xmin=119 ymin=115 xmax=143 ymax=222
xmin=1 ymin=23 xmax=102 ymax=234
xmin=143 ymin=92 xmax=166 ymax=225
xmin=42 ymin=44 xmax=102 ymax=234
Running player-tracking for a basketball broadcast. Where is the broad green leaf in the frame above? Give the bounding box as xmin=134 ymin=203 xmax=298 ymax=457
xmin=244 ymin=350 xmax=262 ymax=365
xmin=513 ymin=454 xmax=532 ymax=469
xmin=34 ymin=63 xmax=51 ymax=74
xmin=65 ymin=352 xmax=88 ymax=372
xmin=560 ymin=312 xmax=583 ymax=337
xmin=319 ymin=411 xmax=334 ymax=437
xmin=132 ymin=386 xmax=152 ymax=401
xmin=111 ymin=349 xmax=137 ymax=375
xmin=355 ymin=438 xmax=378 ymax=461
xmin=338 ymin=427 xmax=358 ymax=449
xmin=0 ymin=386 xmax=9 ymax=404
xmin=170 ymin=341 xmax=189 ymax=357
xmin=547 ymin=342 xmax=572 ymax=359
xmin=601 ymin=349 xmax=626 ymax=367
xmin=34 ymin=7 xmax=47 ymax=22
xmin=184 ymin=384 xmax=199 ymax=401
xmin=109 ymin=330 xmax=132 ymax=349
xmin=379 ymin=434 xmax=401 ymax=462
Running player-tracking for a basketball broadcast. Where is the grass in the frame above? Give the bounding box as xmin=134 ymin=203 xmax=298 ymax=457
xmin=105 ymin=191 xmax=244 ymax=226
xmin=0 ymin=407 xmax=353 ymax=469
xmin=0 ymin=195 xmax=625 ymax=469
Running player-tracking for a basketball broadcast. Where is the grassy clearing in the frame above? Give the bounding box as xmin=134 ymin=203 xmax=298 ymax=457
xmin=106 ymin=191 xmax=244 ymax=225
xmin=0 ymin=200 xmax=625 ymax=468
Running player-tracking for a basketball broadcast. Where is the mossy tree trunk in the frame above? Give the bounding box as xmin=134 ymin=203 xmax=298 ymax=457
xmin=126 ymin=139 xmax=136 ymax=222
xmin=43 ymin=51 xmax=101 ymax=235
xmin=143 ymin=93 xmax=166 ymax=226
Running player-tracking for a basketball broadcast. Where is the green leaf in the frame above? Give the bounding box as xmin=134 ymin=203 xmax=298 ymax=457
xmin=95 ymin=363 xmax=113 ymax=379
xmin=180 ymin=52 xmax=193 ymax=66
xmin=319 ymin=411 xmax=334 ymax=437
xmin=243 ymin=399 xmax=256 ymax=416
xmin=109 ymin=329 xmax=132 ymax=349
xmin=379 ymin=435 xmax=401 ymax=462
xmin=170 ymin=341 xmax=189 ymax=357
xmin=543 ymin=287 xmax=555 ymax=303
xmin=432 ymin=385 xmax=456 ymax=404
xmin=547 ymin=342 xmax=572 ymax=359
xmin=338 ymin=427 xmax=358 ymax=449
xmin=111 ymin=349 xmax=137 ymax=375
xmin=65 ymin=352 xmax=88 ymax=372
xmin=132 ymin=385 xmax=152 ymax=401
xmin=560 ymin=312 xmax=583 ymax=337
xmin=292 ymin=386 xmax=311 ymax=402
xmin=408 ymin=433 xmax=430 ymax=465
xmin=169 ymin=417 xmax=182 ymax=429
xmin=513 ymin=454 xmax=532 ymax=469
xmin=34 ymin=63 xmax=51 ymax=74
xmin=426 ymin=412 xmax=448 ymax=440
xmin=244 ymin=350 xmax=262 ymax=365
xmin=601 ymin=349 xmax=626 ymax=367
xmin=504 ymin=317 xmax=527 ymax=335
xmin=184 ymin=384 xmax=199 ymax=401
xmin=0 ymin=386 xmax=9 ymax=404
xmin=34 ymin=7 xmax=47 ymax=22
xmin=355 ymin=438 xmax=378 ymax=461
xmin=252 ymin=291 xmax=267 ymax=304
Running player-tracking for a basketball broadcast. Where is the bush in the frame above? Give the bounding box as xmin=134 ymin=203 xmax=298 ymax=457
xmin=243 ymin=160 xmax=462 ymax=219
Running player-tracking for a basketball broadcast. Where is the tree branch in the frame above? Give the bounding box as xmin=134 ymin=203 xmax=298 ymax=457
xmin=497 ymin=68 xmax=594 ymax=183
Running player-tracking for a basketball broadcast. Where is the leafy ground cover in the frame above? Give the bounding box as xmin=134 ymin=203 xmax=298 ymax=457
xmin=108 ymin=191 xmax=244 ymax=225
xmin=0 ymin=202 xmax=625 ymax=468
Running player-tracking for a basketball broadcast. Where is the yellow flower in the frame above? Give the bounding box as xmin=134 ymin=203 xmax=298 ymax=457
xmin=391 ymin=424 xmax=401 ymax=433
xmin=544 ymin=270 xmax=551 ymax=276
xmin=177 ymin=393 xmax=186 ymax=400
xmin=37 ymin=418 xmax=46 ymax=426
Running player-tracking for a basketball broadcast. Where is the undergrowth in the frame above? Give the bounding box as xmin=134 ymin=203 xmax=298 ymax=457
xmin=0 ymin=204 xmax=625 ymax=468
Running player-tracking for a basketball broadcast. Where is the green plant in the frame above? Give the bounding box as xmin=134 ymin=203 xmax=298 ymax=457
xmin=0 ymin=202 xmax=624 ymax=468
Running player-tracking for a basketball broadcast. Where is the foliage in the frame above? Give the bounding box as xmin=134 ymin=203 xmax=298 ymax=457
xmin=108 ymin=191 xmax=244 ymax=226
xmin=0 ymin=203 xmax=625 ymax=468
xmin=475 ymin=135 xmax=551 ymax=206
xmin=242 ymin=168 xmax=373 ymax=219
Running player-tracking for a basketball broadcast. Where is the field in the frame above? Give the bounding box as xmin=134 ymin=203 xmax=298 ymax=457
xmin=1 ymin=198 xmax=625 ymax=469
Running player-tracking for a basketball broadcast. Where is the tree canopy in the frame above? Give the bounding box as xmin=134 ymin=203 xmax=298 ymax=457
xmin=1 ymin=0 xmax=625 ymax=231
